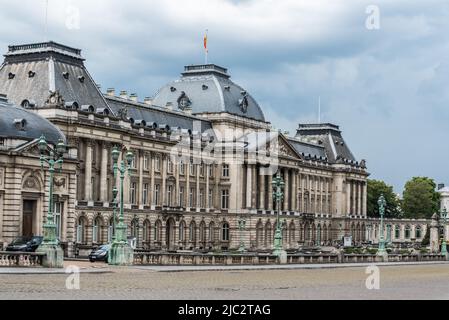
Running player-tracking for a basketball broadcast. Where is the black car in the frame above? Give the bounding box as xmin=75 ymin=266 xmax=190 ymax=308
xmin=88 ymin=244 xmax=110 ymax=262
xmin=6 ymin=236 xmax=43 ymax=252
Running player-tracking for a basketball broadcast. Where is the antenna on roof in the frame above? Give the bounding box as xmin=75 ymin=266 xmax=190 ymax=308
xmin=318 ymin=96 xmax=321 ymax=123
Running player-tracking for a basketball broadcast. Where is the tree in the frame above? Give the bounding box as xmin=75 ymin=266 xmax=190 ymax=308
xmin=402 ymin=177 xmax=440 ymax=219
xmin=367 ymin=179 xmax=401 ymax=218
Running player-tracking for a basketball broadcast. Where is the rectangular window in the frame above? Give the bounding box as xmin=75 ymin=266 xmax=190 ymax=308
xmin=221 ymin=189 xmax=229 ymax=209
xmin=208 ymin=165 xmax=213 ymax=177
xmin=189 ymin=161 xmax=195 ymax=176
xmin=179 ymin=186 xmax=184 ymax=207
xmin=0 ymin=138 xmax=4 ymax=146
xmin=167 ymin=185 xmax=173 ymax=206
xmin=130 ymin=154 xmax=137 ymax=169
xmin=143 ymin=183 xmax=149 ymax=205
xmin=54 ymin=202 xmax=63 ymax=239
xmin=189 ymin=188 xmax=195 ymax=207
xmin=208 ymin=188 xmax=213 ymax=208
xmin=154 ymin=184 xmax=160 ymax=205
xmin=130 ymin=182 xmax=137 ymax=204
xmin=200 ymin=163 xmax=204 ymax=176
xmin=155 ymin=156 xmax=161 ymax=172
xmin=222 ymin=164 xmax=229 ymax=177
xmin=180 ymin=163 xmax=185 ymax=175
xmin=199 ymin=188 xmax=204 ymax=208
xmin=168 ymin=159 xmax=173 ymax=173
xmin=143 ymin=155 xmax=149 ymax=170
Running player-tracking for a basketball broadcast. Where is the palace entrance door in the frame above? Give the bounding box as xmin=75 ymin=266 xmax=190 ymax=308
xmin=22 ymin=200 xmax=36 ymax=237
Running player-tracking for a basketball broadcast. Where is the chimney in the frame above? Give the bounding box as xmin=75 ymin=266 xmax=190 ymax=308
xmin=144 ymin=97 xmax=152 ymax=105
xmin=119 ymin=90 xmax=128 ymax=99
xmin=129 ymin=93 xmax=138 ymax=102
xmin=184 ymin=106 xmax=192 ymax=115
xmin=106 ymin=88 xmax=115 ymax=96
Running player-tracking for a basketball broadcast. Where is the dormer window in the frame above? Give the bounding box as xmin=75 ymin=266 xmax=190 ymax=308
xmin=28 ymin=71 xmax=35 ymax=78
xmin=14 ymin=118 xmax=27 ymax=130
xmin=21 ymin=99 xmax=36 ymax=109
xmin=62 ymin=72 xmax=69 ymax=79
xmin=170 ymin=86 xmax=177 ymax=92
xmin=8 ymin=72 xmax=15 ymax=79
xmin=202 ymin=84 xmax=208 ymax=90
xmin=78 ymin=75 xmax=85 ymax=83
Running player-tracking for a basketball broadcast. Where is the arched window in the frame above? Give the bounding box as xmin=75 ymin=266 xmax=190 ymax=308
xmin=221 ymin=222 xmax=230 ymax=241
xmin=289 ymin=222 xmax=296 ymax=246
xmin=405 ymin=225 xmax=411 ymax=239
xmin=179 ymin=220 xmax=186 ymax=242
xmin=256 ymin=221 xmax=264 ymax=248
xmin=316 ymin=224 xmax=321 ymax=244
xmin=415 ymin=226 xmax=422 ymax=239
xmin=395 ymin=225 xmax=400 ymax=239
xmin=264 ymin=222 xmax=272 ymax=247
xmin=199 ymin=221 xmax=206 ymax=243
xmin=208 ymin=222 xmax=215 ymax=242
xmin=189 ymin=221 xmax=196 ymax=243
xmin=143 ymin=220 xmax=151 ymax=242
xmin=92 ymin=216 xmax=102 ymax=243
xmin=131 ymin=219 xmax=139 ymax=239
xmin=76 ymin=216 xmax=86 ymax=244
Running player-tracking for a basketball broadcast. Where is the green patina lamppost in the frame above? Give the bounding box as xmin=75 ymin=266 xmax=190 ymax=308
xmin=36 ymin=135 xmax=67 ymax=268
xmin=238 ymin=217 xmax=246 ymax=253
xmin=440 ymin=207 xmax=447 ymax=256
xmin=108 ymin=146 xmax=134 ymax=266
xmin=377 ymin=194 xmax=387 ymax=257
xmin=272 ymin=171 xmax=287 ymax=261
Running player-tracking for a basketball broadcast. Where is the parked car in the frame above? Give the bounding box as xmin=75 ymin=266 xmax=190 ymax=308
xmin=5 ymin=236 xmax=43 ymax=252
xmin=88 ymin=244 xmax=110 ymax=262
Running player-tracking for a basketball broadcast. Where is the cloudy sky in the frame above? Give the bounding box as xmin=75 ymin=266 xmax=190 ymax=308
xmin=1 ymin=0 xmax=448 ymax=193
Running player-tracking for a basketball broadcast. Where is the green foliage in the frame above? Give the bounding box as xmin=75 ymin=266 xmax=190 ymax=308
xmin=367 ymin=179 xmax=401 ymax=218
xmin=402 ymin=177 xmax=440 ymax=219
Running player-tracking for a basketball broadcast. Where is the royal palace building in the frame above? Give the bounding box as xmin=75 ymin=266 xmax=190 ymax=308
xmin=0 ymin=42 xmax=430 ymax=257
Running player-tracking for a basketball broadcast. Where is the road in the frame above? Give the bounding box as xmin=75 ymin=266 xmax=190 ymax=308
xmin=1 ymin=262 xmax=449 ymax=299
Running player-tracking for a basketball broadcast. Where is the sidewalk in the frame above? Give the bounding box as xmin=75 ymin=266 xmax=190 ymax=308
xmin=131 ymin=260 xmax=449 ymax=272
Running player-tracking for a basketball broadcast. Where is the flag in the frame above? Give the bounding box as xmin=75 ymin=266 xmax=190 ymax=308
xmin=203 ymin=30 xmax=208 ymax=53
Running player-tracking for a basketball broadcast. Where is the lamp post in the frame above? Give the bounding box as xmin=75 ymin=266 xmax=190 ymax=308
xmin=36 ymin=135 xmax=67 ymax=268
xmin=377 ymin=194 xmax=387 ymax=257
xmin=272 ymin=171 xmax=287 ymax=261
xmin=440 ymin=207 xmax=447 ymax=256
xmin=108 ymin=146 xmax=134 ymax=266
xmin=238 ymin=217 xmax=246 ymax=253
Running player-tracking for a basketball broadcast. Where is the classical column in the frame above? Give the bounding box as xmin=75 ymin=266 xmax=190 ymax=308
xmin=284 ymin=169 xmax=289 ymax=211
xmin=175 ymin=160 xmax=180 ymax=206
xmin=251 ymin=165 xmax=257 ymax=209
xmin=214 ymin=164 xmax=219 ymax=209
xmin=186 ymin=161 xmax=191 ymax=207
xmin=267 ymin=173 xmax=273 ymax=211
xmin=259 ymin=169 xmax=265 ymax=210
xmin=161 ymin=154 xmax=167 ymax=206
xmin=100 ymin=142 xmax=108 ymax=202
xmin=138 ymin=150 xmax=144 ymax=206
xmin=351 ymin=181 xmax=356 ymax=215
xmin=84 ymin=139 xmax=93 ymax=201
xmin=196 ymin=163 xmax=200 ymax=208
xmin=325 ymin=178 xmax=330 ymax=214
xmin=357 ymin=181 xmax=362 ymax=215
xmin=362 ymin=182 xmax=367 ymax=217
xmin=205 ymin=164 xmax=210 ymax=209
xmin=346 ymin=180 xmax=351 ymax=215
xmin=246 ymin=164 xmax=252 ymax=209
xmin=150 ymin=152 xmax=155 ymax=206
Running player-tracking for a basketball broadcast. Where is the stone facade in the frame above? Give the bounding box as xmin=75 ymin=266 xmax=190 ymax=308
xmin=0 ymin=42 xmax=433 ymax=257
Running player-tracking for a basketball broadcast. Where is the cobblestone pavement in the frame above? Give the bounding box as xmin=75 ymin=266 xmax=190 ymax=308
xmin=1 ymin=263 xmax=449 ymax=299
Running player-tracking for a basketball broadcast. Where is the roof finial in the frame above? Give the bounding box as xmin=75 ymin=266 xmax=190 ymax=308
xmin=44 ymin=0 xmax=49 ymax=42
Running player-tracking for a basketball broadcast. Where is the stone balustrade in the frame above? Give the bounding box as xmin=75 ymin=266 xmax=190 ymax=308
xmin=133 ymin=251 xmax=447 ymax=266
xmin=0 ymin=252 xmax=46 ymax=267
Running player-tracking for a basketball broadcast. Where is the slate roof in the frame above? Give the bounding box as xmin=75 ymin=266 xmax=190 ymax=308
xmin=152 ymin=64 xmax=266 ymax=122
xmin=0 ymin=95 xmax=66 ymax=145
xmin=294 ymin=123 xmax=356 ymax=163
xmin=106 ymin=96 xmax=213 ymax=133
xmin=0 ymin=42 xmax=111 ymax=113
xmin=287 ymin=138 xmax=327 ymax=160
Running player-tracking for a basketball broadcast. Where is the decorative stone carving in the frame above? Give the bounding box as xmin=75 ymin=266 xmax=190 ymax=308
xmin=45 ymin=90 xmax=65 ymax=107
xmin=177 ymin=91 xmax=191 ymax=110
xmin=23 ymin=176 xmax=40 ymax=190
xmin=117 ymin=107 xmax=128 ymax=121
xmin=54 ymin=177 xmax=67 ymax=188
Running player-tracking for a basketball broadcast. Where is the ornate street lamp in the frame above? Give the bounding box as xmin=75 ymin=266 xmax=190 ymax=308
xmin=238 ymin=217 xmax=246 ymax=253
xmin=377 ymin=194 xmax=387 ymax=257
xmin=440 ymin=207 xmax=447 ymax=256
xmin=36 ymin=135 xmax=67 ymax=268
xmin=272 ymin=171 xmax=287 ymax=259
xmin=108 ymin=146 xmax=134 ymax=265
